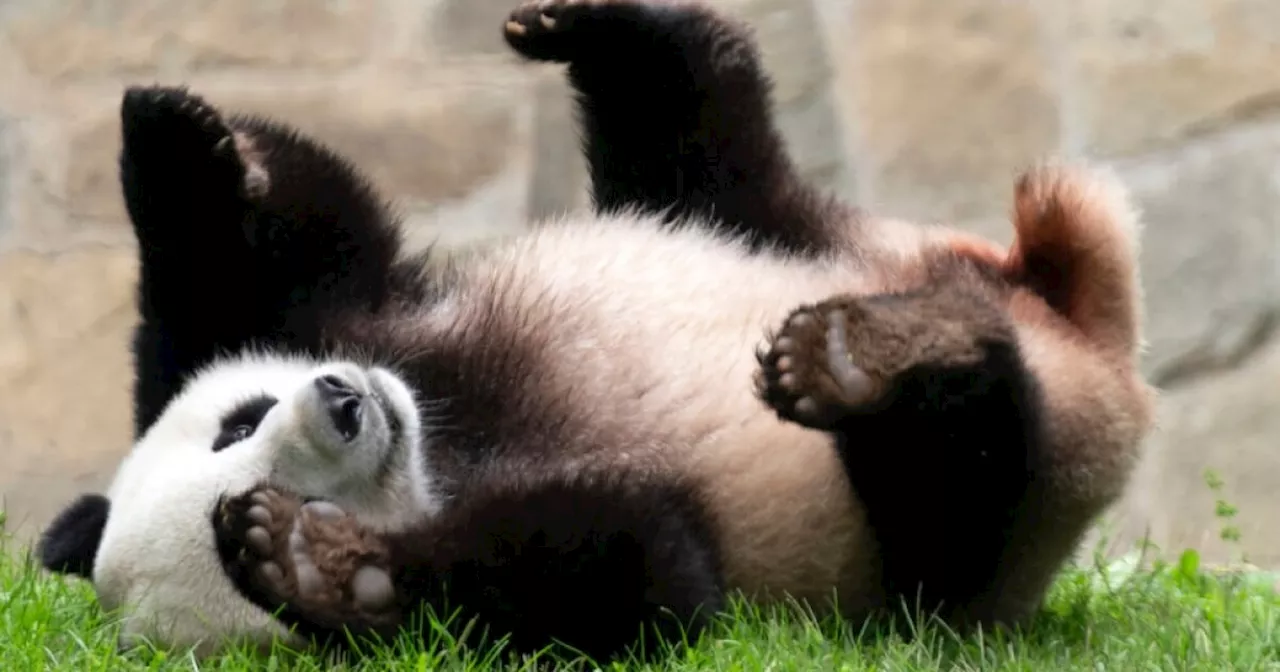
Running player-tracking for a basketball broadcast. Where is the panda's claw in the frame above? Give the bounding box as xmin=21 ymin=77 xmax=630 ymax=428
xmin=212 ymin=135 xmax=234 ymax=156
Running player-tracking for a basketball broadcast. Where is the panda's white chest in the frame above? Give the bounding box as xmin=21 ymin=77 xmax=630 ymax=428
xmin=462 ymin=214 xmax=878 ymax=436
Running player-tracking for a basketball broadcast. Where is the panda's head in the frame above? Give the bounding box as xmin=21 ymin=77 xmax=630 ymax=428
xmin=36 ymin=351 xmax=434 ymax=655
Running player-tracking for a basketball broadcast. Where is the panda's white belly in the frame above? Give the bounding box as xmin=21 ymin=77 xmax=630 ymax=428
xmin=442 ymin=212 xmax=896 ymax=612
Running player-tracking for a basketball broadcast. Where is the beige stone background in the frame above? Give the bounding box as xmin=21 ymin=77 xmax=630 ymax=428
xmin=0 ymin=0 xmax=1277 ymax=570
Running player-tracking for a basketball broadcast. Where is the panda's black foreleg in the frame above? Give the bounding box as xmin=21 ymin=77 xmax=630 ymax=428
xmin=502 ymin=0 xmax=844 ymax=255
xmin=754 ymin=269 xmax=1045 ymax=628
xmin=119 ymin=85 xmax=409 ymax=436
xmin=212 ymin=472 xmax=724 ymax=663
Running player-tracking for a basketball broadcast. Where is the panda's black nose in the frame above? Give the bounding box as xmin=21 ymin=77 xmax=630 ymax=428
xmin=315 ymin=374 xmax=363 ymax=441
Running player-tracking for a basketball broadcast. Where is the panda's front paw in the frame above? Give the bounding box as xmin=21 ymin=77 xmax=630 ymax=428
xmin=502 ymin=0 xmax=694 ymax=62
xmin=214 ymin=487 xmax=400 ymax=632
xmin=120 ymin=85 xmax=267 ymax=201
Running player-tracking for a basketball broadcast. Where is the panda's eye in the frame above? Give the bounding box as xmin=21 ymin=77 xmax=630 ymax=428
xmin=212 ymin=394 xmax=278 ymax=453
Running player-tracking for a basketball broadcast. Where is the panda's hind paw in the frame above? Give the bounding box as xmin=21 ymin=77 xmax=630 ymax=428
xmin=503 ymin=0 xmax=693 ymax=62
xmin=755 ymin=298 xmax=880 ymax=431
xmin=756 ymin=284 xmax=1017 ymax=433
xmin=214 ymin=488 xmax=400 ymax=629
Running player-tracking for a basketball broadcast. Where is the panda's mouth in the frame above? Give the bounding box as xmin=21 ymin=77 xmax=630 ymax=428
xmin=311 ymin=370 xmax=403 ymax=456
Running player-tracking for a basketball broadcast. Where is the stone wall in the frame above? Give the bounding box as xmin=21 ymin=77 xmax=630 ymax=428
xmin=1 ymin=0 xmax=1278 ymax=567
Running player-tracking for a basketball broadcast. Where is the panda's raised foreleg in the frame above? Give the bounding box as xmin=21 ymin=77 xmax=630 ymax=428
xmin=212 ymin=472 xmax=725 ymax=662
xmin=502 ymin=0 xmax=846 ymax=255
xmin=119 ymin=86 xmax=408 ymax=436
xmin=754 ymin=263 xmax=1045 ymax=627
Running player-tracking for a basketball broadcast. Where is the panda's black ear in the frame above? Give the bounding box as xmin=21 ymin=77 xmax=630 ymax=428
xmin=36 ymin=494 xmax=110 ymax=579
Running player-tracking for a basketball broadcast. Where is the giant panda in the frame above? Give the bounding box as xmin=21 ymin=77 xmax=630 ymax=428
xmin=35 ymin=0 xmax=1156 ymax=662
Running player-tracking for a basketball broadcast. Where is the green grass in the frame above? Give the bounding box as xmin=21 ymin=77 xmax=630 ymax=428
xmin=5 ymin=536 xmax=1280 ymax=671
xmin=5 ymin=472 xmax=1279 ymax=670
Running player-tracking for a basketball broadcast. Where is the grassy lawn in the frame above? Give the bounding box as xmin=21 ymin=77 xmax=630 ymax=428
xmin=5 ymin=523 xmax=1280 ymax=672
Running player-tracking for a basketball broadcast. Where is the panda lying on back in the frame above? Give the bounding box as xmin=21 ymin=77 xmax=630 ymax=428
xmin=37 ymin=0 xmax=1155 ymax=662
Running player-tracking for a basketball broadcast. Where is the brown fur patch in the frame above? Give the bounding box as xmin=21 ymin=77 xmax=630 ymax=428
xmin=1005 ymin=162 xmax=1144 ymax=362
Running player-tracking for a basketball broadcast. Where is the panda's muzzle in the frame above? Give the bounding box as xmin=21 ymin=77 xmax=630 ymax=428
xmin=314 ymin=374 xmax=364 ymax=441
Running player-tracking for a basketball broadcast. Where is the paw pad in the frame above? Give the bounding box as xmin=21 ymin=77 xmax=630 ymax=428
xmin=756 ymin=301 xmax=879 ymax=430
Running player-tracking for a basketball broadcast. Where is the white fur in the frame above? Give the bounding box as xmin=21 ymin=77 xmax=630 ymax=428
xmin=92 ymin=353 xmax=433 ymax=655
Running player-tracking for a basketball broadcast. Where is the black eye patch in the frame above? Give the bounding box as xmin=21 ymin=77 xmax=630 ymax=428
xmin=211 ymin=394 xmax=278 ymax=452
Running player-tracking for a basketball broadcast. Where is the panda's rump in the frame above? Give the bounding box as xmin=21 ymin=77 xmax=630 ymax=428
xmin=449 ymin=212 xmax=885 ymax=610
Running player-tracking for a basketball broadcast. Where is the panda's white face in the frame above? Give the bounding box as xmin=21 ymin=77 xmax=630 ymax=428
xmin=89 ymin=352 xmax=434 ymax=655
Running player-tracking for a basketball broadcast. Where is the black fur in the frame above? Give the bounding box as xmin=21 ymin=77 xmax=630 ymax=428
xmin=836 ymin=307 xmax=1044 ymax=625
xmin=844 ymin=341 xmax=1043 ymax=626
xmin=36 ymin=494 xmax=110 ymax=579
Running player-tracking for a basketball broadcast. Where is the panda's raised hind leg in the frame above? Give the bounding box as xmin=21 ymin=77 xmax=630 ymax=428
xmin=754 ymin=269 xmax=1045 ymax=625
xmin=502 ymin=0 xmax=845 ymax=255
